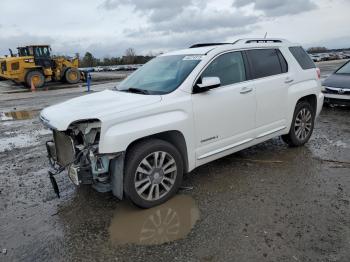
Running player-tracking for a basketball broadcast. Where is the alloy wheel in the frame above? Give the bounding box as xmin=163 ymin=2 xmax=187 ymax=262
xmin=294 ymin=108 xmax=312 ymax=141
xmin=134 ymin=151 xmax=177 ymax=201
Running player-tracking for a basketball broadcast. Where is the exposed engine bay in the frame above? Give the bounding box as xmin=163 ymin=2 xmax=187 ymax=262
xmin=45 ymin=120 xmax=124 ymax=199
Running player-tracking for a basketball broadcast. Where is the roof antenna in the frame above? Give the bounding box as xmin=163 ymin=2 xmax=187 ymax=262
xmin=264 ymin=32 xmax=268 ymax=39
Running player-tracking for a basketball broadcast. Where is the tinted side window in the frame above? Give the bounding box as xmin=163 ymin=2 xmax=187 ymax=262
xmin=201 ymin=52 xmax=246 ymax=86
xmin=277 ymin=50 xmax=288 ymax=73
xmin=289 ymin=46 xmax=315 ymax=70
xmin=246 ymin=49 xmax=284 ymax=79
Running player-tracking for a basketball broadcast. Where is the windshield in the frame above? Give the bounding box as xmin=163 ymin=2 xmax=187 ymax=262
xmin=117 ymin=55 xmax=201 ymax=95
xmin=336 ymin=61 xmax=350 ymax=74
xmin=34 ymin=46 xmax=50 ymax=57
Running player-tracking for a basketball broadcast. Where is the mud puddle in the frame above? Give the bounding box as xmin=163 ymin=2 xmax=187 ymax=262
xmin=0 ymin=110 xmax=39 ymax=121
xmin=109 ymin=195 xmax=199 ymax=246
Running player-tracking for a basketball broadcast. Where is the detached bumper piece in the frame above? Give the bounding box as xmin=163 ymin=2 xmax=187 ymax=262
xmin=45 ymin=131 xmax=83 ymax=199
xmin=49 ymin=170 xmax=60 ymax=198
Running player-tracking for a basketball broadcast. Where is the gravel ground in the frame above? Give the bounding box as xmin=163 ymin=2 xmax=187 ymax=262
xmin=0 ymin=60 xmax=349 ymax=262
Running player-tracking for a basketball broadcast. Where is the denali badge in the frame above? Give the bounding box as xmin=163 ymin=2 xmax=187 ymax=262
xmin=201 ymin=136 xmax=219 ymax=143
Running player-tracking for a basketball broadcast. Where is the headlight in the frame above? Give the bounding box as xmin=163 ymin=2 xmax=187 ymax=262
xmin=68 ymin=164 xmax=81 ymax=186
xmin=321 ymin=86 xmax=327 ymax=92
xmin=24 ymin=59 xmax=34 ymax=63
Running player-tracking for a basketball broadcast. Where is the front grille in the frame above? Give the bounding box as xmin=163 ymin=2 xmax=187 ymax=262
xmin=1 ymin=61 xmax=6 ymax=72
xmin=53 ymin=130 xmax=75 ymax=166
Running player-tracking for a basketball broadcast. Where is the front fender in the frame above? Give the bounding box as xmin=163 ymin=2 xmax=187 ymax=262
xmin=99 ymin=110 xmax=189 ymax=154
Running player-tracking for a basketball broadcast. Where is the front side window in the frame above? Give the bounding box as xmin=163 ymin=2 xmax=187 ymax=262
xmin=246 ymin=49 xmax=286 ymax=79
xmin=336 ymin=61 xmax=350 ymax=74
xmin=117 ymin=55 xmax=201 ymax=95
xmin=201 ymin=51 xmax=246 ymax=86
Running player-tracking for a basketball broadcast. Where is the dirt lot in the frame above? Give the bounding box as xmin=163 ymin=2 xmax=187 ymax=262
xmin=0 ymin=60 xmax=349 ymax=262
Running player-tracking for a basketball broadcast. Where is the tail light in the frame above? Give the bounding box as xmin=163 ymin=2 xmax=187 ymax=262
xmin=316 ymin=68 xmax=321 ymax=79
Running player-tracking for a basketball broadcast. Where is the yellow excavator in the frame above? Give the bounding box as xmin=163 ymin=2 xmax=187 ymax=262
xmin=0 ymin=45 xmax=81 ymax=88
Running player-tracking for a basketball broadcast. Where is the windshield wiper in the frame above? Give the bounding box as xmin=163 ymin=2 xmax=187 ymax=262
xmin=120 ymin=87 xmax=149 ymax=95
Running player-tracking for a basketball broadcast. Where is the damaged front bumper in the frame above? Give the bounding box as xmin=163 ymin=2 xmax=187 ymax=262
xmin=46 ymin=130 xmax=125 ymax=200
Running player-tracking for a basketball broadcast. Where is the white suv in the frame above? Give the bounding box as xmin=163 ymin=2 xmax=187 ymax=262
xmin=41 ymin=39 xmax=324 ymax=208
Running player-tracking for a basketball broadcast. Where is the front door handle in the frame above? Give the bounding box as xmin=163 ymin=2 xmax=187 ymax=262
xmin=240 ymin=87 xmax=253 ymax=94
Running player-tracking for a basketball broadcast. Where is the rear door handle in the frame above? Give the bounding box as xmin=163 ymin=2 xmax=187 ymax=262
xmin=240 ymin=87 xmax=253 ymax=94
xmin=285 ymin=78 xmax=294 ymax=84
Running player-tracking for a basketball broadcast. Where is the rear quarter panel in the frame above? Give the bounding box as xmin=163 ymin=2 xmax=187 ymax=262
xmin=280 ymin=46 xmax=322 ymax=132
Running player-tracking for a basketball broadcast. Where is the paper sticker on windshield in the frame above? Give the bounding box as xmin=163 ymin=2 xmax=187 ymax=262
xmin=183 ymin=55 xmax=204 ymax=61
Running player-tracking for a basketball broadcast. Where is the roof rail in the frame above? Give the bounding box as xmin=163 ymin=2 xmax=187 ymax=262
xmin=245 ymin=39 xmax=282 ymax=44
xmin=234 ymin=38 xmax=286 ymax=44
xmin=190 ymin=43 xmax=229 ymax=48
xmin=189 ymin=38 xmax=288 ymax=49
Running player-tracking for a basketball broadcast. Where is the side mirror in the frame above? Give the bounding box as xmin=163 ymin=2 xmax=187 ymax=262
xmin=194 ymin=77 xmax=221 ymax=93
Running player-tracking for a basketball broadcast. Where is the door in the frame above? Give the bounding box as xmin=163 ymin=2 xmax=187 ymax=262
xmin=191 ymin=51 xmax=256 ymax=162
xmin=245 ymin=49 xmax=290 ymax=138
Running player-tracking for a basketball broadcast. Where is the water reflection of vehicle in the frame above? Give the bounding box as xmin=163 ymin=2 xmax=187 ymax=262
xmin=109 ymin=195 xmax=199 ymax=246
xmin=0 ymin=110 xmax=38 ymax=121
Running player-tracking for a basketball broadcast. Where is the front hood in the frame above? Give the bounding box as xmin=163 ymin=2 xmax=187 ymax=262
xmin=40 ymin=90 xmax=161 ymax=130
xmin=323 ymin=74 xmax=350 ymax=89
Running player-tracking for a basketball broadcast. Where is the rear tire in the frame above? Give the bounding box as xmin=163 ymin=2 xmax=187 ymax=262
xmin=124 ymin=139 xmax=183 ymax=209
xmin=282 ymin=101 xmax=315 ymax=147
xmin=65 ymin=68 xmax=81 ymax=84
xmin=25 ymin=70 xmax=45 ymax=88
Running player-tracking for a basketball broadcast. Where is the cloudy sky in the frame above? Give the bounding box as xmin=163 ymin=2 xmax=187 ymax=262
xmin=0 ymin=0 xmax=349 ymax=58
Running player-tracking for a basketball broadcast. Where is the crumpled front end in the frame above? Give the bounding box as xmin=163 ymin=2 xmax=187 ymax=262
xmin=45 ymin=120 xmax=124 ymax=199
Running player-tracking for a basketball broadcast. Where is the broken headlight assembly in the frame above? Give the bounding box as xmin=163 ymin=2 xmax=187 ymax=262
xmin=46 ymin=120 xmax=122 ymax=198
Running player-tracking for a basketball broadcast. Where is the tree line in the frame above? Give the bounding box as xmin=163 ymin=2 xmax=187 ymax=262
xmin=78 ymin=48 xmax=155 ymax=68
xmin=307 ymin=46 xmax=350 ymax=54
xmin=306 ymin=47 xmax=329 ymax=54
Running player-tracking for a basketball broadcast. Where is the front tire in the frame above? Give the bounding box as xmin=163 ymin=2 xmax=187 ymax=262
xmin=124 ymin=139 xmax=183 ymax=208
xmin=65 ymin=68 xmax=81 ymax=84
xmin=282 ymin=101 xmax=315 ymax=147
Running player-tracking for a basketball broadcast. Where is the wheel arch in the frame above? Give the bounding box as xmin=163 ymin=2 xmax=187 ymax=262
xmin=286 ymin=93 xmax=318 ymax=132
xmin=125 ymin=130 xmax=189 ymax=173
xmin=296 ymin=94 xmax=317 ymax=113
xmin=282 ymin=94 xmax=317 ymax=146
